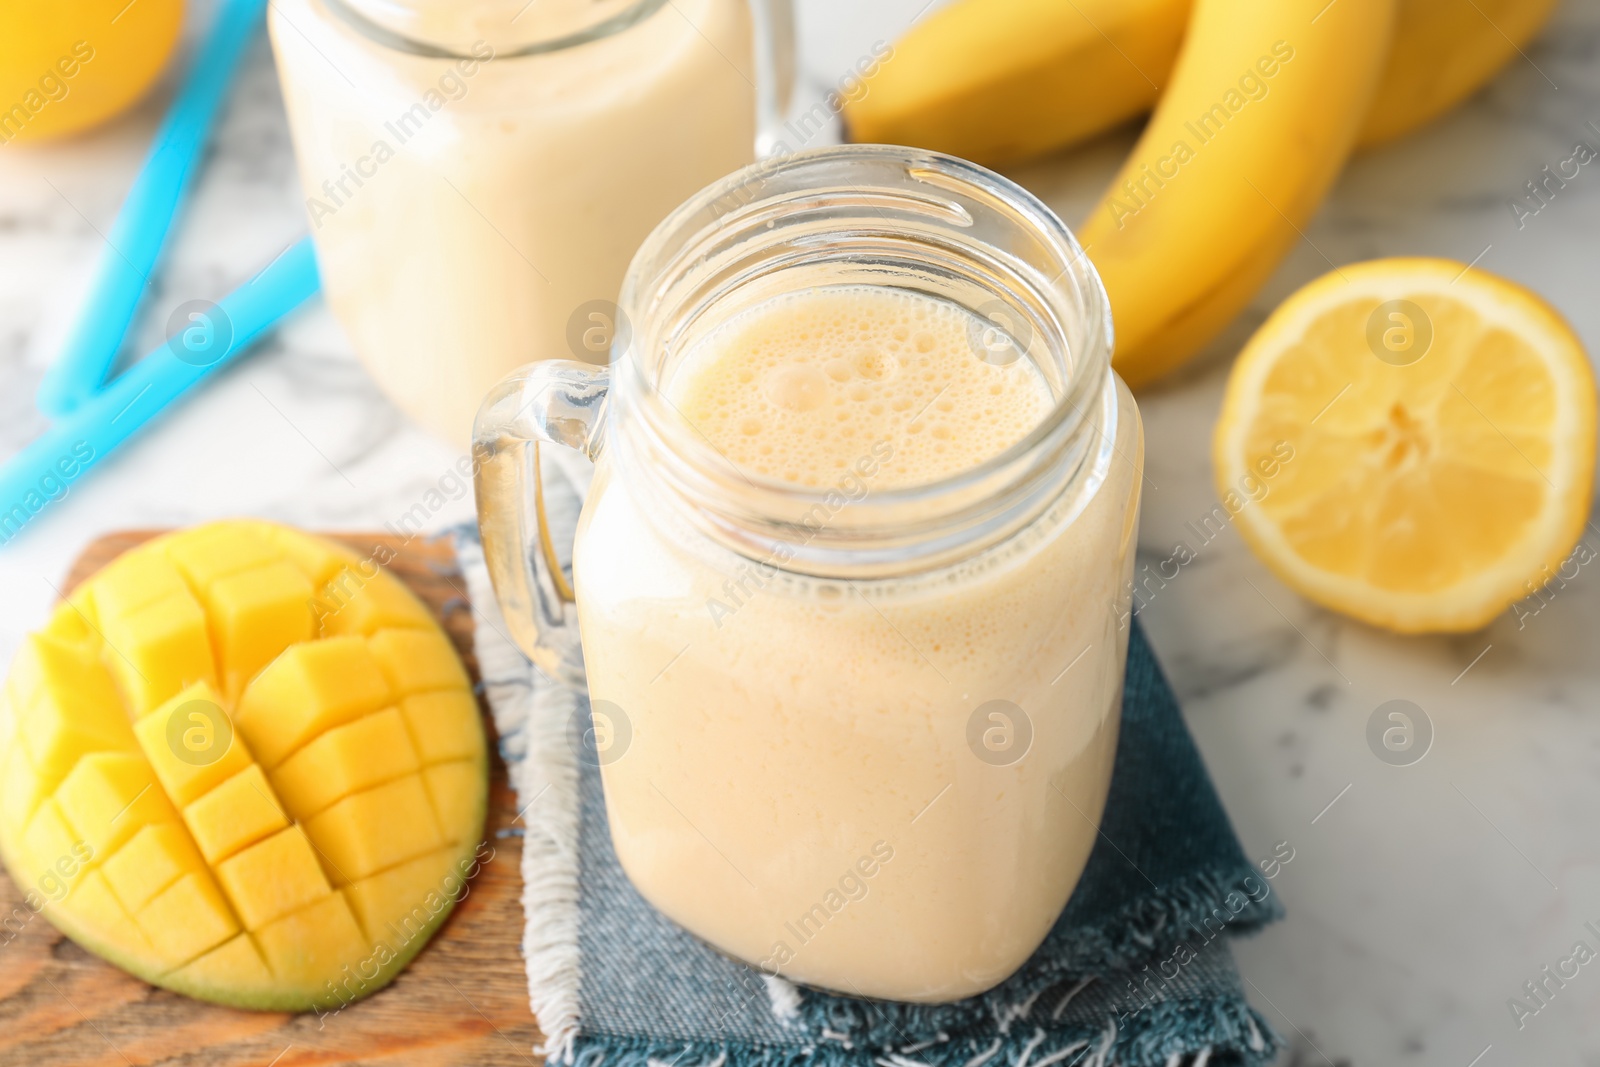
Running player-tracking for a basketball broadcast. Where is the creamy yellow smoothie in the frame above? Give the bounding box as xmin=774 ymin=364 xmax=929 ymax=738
xmin=269 ymin=0 xmax=757 ymax=444
xmin=573 ymin=285 xmax=1141 ymax=1000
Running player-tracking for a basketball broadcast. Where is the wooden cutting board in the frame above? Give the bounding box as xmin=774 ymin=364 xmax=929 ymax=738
xmin=0 ymin=531 xmax=543 ymax=1067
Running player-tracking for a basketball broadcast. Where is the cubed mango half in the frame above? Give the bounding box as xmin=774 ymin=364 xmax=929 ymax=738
xmin=0 ymin=521 xmax=488 ymax=1011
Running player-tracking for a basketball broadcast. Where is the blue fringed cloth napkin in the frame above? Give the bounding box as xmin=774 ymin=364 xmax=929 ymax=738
xmin=454 ymin=519 xmax=1283 ymax=1067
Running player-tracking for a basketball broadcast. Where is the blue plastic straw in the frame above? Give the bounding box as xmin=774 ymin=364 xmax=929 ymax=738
xmin=36 ymin=0 xmax=269 ymax=417
xmin=1 ymin=239 xmax=320 ymax=547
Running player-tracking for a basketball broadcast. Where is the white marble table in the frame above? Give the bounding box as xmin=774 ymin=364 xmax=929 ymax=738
xmin=3 ymin=1 xmax=1599 ymax=1063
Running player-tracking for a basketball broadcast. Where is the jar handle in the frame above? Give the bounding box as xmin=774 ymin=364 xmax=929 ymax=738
xmin=750 ymin=0 xmax=796 ymax=159
xmin=472 ymin=359 xmax=609 ymax=687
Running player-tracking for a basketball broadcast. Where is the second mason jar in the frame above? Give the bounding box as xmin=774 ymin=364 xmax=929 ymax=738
xmin=270 ymin=0 xmax=787 ymax=444
xmin=474 ymin=147 xmax=1143 ymax=1001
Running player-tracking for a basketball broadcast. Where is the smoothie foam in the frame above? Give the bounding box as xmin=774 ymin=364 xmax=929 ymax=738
xmin=669 ymin=286 xmax=1051 ymax=488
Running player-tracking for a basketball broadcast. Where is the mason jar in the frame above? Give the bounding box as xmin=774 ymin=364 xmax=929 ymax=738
xmin=269 ymin=0 xmax=793 ymax=444
xmin=474 ymin=146 xmax=1143 ymax=1001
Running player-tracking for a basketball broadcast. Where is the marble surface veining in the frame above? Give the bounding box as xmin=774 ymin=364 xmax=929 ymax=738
xmin=4 ymin=0 xmax=1600 ymax=1063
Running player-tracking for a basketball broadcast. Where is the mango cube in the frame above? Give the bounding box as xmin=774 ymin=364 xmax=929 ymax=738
xmin=137 ymin=870 xmax=239 ymax=968
xmin=91 ymin=553 xmax=188 ymax=621
xmin=305 ymin=775 xmax=442 ymax=884
xmin=166 ymin=522 xmax=280 ymax=590
xmin=135 ymin=683 xmax=252 ymax=807
xmin=169 ymin=933 xmax=273 ymax=998
xmin=316 ymin=564 xmax=436 ymax=636
xmin=101 ymin=821 xmax=203 ymax=913
xmin=0 ymin=522 xmax=486 ymax=1010
xmin=62 ymin=869 xmax=156 ymax=958
xmin=183 ymin=764 xmax=288 ymax=864
xmin=346 ymin=847 xmax=462 ymax=946
xmin=270 ymin=707 xmax=419 ymax=821
xmin=10 ymin=635 xmax=129 ymax=785
xmin=255 ymin=892 xmax=368 ymax=996
xmin=99 ymin=591 xmax=217 ymax=717
xmin=367 ymin=629 xmax=469 ymax=696
xmin=399 ymin=690 xmax=483 ymax=765
xmin=21 ymin=799 xmax=87 ymax=891
xmin=203 ymin=562 xmax=316 ymax=702
xmin=236 ymin=636 xmax=391 ymax=769
xmin=40 ymin=597 xmax=94 ymax=646
xmin=7 ymin=631 xmax=118 ymax=718
xmin=2 ymin=744 xmax=43 ymax=836
xmin=215 ymin=824 xmax=332 ymax=930
xmin=267 ymin=524 xmax=356 ymax=589
xmin=423 ymin=761 xmax=483 ymax=846
xmin=55 ymin=752 xmax=177 ymax=859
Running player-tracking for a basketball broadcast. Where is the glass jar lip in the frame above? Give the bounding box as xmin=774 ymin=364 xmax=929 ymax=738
xmin=615 ymin=144 xmax=1115 ymax=515
xmin=319 ymin=0 xmax=668 ymax=59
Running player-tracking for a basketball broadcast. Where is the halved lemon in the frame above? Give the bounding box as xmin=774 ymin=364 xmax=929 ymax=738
xmin=1214 ymin=257 xmax=1597 ymax=633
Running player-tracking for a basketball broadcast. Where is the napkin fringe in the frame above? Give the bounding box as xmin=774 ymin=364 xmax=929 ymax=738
xmin=520 ymin=681 xmax=584 ymax=1064
xmin=1042 ymin=864 xmax=1284 ymax=977
xmin=565 ymin=994 xmax=1277 ymax=1067
xmin=454 ymin=530 xmax=584 ymax=1062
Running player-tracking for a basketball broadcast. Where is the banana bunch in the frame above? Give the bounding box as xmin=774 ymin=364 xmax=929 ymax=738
xmin=845 ymin=0 xmax=1559 ymax=387
xmin=1361 ymin=0 xmax=1561 ymax=147
xmin=848 ymin=0 xmax=1558 ymax=163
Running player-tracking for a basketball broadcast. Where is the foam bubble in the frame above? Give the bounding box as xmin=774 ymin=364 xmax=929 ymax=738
xmin=668 ymin=286 xmax=1052 ymax=490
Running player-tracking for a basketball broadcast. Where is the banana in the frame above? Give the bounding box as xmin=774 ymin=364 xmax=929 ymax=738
xmin=1358 ymin=0 xmax=1561 ymax=148
xmin=841 ymin=0 xmax=1189 ymax=167
xmin=846 ymin=0 xmax=1558 ymax=166
xmin=1078 ymin=0 xmax=1395 ymax=387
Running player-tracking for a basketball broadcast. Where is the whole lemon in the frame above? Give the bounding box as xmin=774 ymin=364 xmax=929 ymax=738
xmin=0 ymin=0 xmax=184 ymax=144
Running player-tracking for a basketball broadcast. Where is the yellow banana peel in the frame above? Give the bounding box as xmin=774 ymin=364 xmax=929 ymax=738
xmin=846 ymin=0 xmax=1559 ymax=164
xmin=1359 ymin=0 xmax=1561 ymax=148
xmin=843 ymin=0 xmax=1188 ymax=167
xmin=1079 ymin=0 xmax=1395 ymax=386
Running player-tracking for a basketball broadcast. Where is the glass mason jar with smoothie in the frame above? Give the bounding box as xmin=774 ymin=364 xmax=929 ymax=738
xmin=474 ymin=147 xmax=1144 ymax=1002
xmin=269 ymin=0 xmax=794 ymax=443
